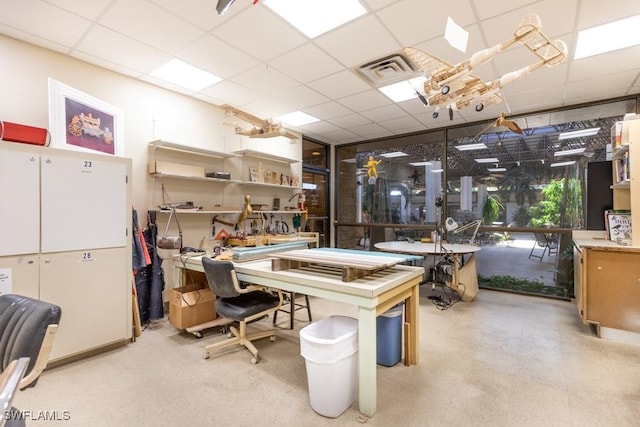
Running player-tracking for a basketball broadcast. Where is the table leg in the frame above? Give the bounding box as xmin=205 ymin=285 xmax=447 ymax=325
xmin=358 ymin=305 xmax=377 ymax=417
xmin=404 ymin=282 xmax=419 ymax=365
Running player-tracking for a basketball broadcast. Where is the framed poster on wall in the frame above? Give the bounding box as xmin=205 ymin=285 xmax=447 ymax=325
xmin=48 ymin=78 xmax=124 ymax=156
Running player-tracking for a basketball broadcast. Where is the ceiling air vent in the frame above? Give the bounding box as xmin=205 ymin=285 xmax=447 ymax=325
xmin=356 ymin=54 xmax=417 ymax=86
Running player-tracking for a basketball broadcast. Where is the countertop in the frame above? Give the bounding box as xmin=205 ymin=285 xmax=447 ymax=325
xmin=573 ymin=230 xmax=640 ymax=252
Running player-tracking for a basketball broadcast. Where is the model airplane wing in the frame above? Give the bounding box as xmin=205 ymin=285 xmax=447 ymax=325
xmin=221 ymin=104 xmax=297 ymax=140
xmin=402 ymin=47 xmax=452 ymax=81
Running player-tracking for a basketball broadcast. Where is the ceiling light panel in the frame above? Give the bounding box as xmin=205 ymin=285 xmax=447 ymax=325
xmin=574 ymin=14 xmax=640 ymax=59
xmin=380 ymin=151 xmax=408 ymax=158
xmin=378 ymin=76 xmax=426 ymax=102
xmin=554 ymin=147 xmax=586 ymax=157
xmin=263 ymin=0 xmax=366 ymax=38
xmin=149 ymin=59 xmax=221 ymax=91
xmin=474 ymin=158 xmax=500 ymax=163
xmin=557 ymin=127 xmax=601 ymax=140
xmin=455 ymin=143 xmax=488 ymax=151
xmin=550 ymin=161 xmax=576 ymax=167
xmin=276 ymin=111 xmax=319 ymax=126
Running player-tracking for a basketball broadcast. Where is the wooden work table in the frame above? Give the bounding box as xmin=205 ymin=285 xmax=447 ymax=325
xmin=572 ymin=230 xmax=640 ymax=341
xmin=173 ymin=250 xmax=423 ymax=418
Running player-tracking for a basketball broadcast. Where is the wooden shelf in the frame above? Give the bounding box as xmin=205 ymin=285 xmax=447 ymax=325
xmin=149 ymin=140 xmax=236 ymax=158
xmin=150 ymin=173 xmax=241 ymax=184
xmin=239 ymin=181 xmax=301 ymax=190
xmin=232 ymin=149 xmax=299 ymax=164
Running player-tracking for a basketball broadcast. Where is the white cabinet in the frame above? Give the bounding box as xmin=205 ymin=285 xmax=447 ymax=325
xmin=0 ymin=141 xmax=132 ymax=362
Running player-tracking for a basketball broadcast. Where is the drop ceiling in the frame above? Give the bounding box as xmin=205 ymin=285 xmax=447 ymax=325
xmin=1 ymin=0 xmax=639 ymax=145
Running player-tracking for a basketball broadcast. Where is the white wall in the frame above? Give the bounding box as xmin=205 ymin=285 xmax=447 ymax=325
xmin=0 ymin=35 xmax=301 ymax=236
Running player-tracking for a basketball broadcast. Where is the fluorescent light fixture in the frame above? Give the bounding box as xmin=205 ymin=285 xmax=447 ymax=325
xmin=574 ymin=14 xmax=640 ymax=59
xmin=487 ymin=167 xmax=507 ymax=172
xmin=276 ymin=111 xmax=319 ymax=126
xmin=431 ymin=169 xmax=444 ymax=173
xmin=409 ymin=161 xmax=432 ymax=166
xmin=558 ymin=127 xmax=600 ymax=140
xmin=380 ymin=151 xmax=408 ymax=158
xmin=342 ymin=158 xmax=356 ymax=163
xmin=455 ymin=143 xmax=487 ymax=151
xmin=264 ymin=0 xmax=366 ymax=38
xmin=474 ymin=158 xmax=499 ymax=163
xmin=378 ymin=76 xmax=426 ymax=102
xmin=390 ymin=190 xmax=402 ymax=196
xmin=302 ymin=182 xmax=317 ymax=190
xmin=150 ymin=59 xmax=221 ymax=91
xmin=550 ymin=160 xmax=576 ymax=168
xmin=554 ymin=147 xmax=586 ymax=157
xmin=216 ymin=0 xmax=235 ymax=15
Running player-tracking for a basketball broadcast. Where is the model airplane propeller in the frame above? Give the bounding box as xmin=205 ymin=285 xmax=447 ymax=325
xmin=221 ymin=104 xmax=298 ymax=140
xmin=403 ymin=13 xmax=567 ymax=120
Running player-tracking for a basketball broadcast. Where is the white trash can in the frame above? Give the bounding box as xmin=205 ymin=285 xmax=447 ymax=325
xmin=300 ymin=315 xmax=358 ymax=418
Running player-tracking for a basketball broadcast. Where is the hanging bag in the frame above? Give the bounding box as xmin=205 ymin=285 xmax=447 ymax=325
xmin=156 ymin=208 xmax=182 ymax=250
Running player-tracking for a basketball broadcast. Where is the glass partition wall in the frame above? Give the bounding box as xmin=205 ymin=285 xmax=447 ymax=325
xmin=335 ymin=97 xmax=637 ymax=299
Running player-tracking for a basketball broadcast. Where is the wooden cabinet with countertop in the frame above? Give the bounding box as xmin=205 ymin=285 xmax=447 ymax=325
xmin=573 ymin=230 xmax=640 ymax=337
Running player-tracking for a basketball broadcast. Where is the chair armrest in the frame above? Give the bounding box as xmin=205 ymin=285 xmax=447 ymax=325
xmin=19 ymin=324 xmax=57 ymax=390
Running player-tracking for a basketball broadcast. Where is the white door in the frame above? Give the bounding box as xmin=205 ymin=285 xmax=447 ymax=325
xmin=40 ymin=154 xmax=128 ymax=253
xmin=0 ymin=149 xmax=40 ymax=256
xmin=40 ymin=247 xmax=130 ymax=361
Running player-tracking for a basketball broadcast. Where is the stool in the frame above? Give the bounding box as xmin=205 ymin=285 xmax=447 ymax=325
xmin=273 ymin=292 xmax=312 ymax=329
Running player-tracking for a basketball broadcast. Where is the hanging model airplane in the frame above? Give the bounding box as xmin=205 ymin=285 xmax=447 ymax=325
xmin=472 ymin=112 xmax=524 ymax=140
xmin=221 ymin=104 xmax=298 ymax=140
xmin=403 ymin=13 xmax=567 ymax=119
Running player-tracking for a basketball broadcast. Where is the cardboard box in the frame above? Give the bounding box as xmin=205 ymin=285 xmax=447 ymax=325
xmin=148 ymin=160 xmax=205 ymax=178
xmin=168 ymin=284 xmax=217 ymax=329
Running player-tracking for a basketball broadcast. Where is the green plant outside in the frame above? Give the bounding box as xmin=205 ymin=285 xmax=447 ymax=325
xmin=482 ymin=194 xmax=504 ymax=224
xmin=478 ymin=274 xmax=569 ymax=298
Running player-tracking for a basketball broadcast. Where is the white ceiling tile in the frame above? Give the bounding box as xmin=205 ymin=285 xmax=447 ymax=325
xmin=576 ymin=0 xmax=640 ymax=29
xmin=350 ymin=122 xmax=393 ymax=138
xmin=47 ymin=0 xmax=114 ymax=20
xmin=71 ymin=51 xmax=144 ymax=78
xmin=231 ymin=65 xmax=299 ymax=97
xmin=76 ymin=25 xmax=170 ymax=74
xmin=307 ymin=70 xmax=371 ymax=99
xmin=568 ymin=46 xmax=640 ymax=82
xmin=379 ymin=115 xmax=422 ymax=131
xmin=304 ymin=101 xmax=355 ymax=120
xmin=360 ymin=104 xmax=407 ymax=122
xmin=328 ymin=113 xmax=371 ymax=128
xmin=147 ymin=0 xmax=244 ymax=31
xmin=0 ymin=25 xmax=70 ymax=54
xmin=243 ymin=97 xmax=296 ymax=118
xmin=298 ymin=121 xmax=342 ymax=134
xmin=176 ymin=34 xmax=259 ymax=79
xmin=0 ymin=1 xmax=91 ymax=48
xmin=99 ymin=0 xmax=204 ymax=53
xmin=314 ymin=15 xmax=401 ymax=68
xmin=273 ymin=85 xmax=329 ymax=109
xmin=200 ymin=80 xmax=260 ymax=106
xmin=269 ymin=43 xmax=345 ymax=83
xmin=212 ymin=6 xmax=307 ymax=61
xmin=338 ymin=89 xmax=391 ymax=111
xmin=363 ymin=0 xmax=398 ymax=11
xmin=378 ymin=0 xmax=475 ymax=46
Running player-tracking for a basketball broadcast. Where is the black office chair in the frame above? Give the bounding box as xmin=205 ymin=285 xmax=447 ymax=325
xmin=201 ymin=258 xmax=282 ymax=364
xmin=0 ymin=294 xmax=61 ymax=389
xmin=0 ymin=294 xmax=62 ymax=427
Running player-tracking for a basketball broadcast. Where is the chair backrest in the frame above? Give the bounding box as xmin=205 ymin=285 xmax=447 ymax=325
xmin=533 ymin=233 xmax=549 ymax=247
xmin=0 ymin=294 xmax=61 ymax=389
xmin=201 ymin=258 xmax=241 ymax=299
